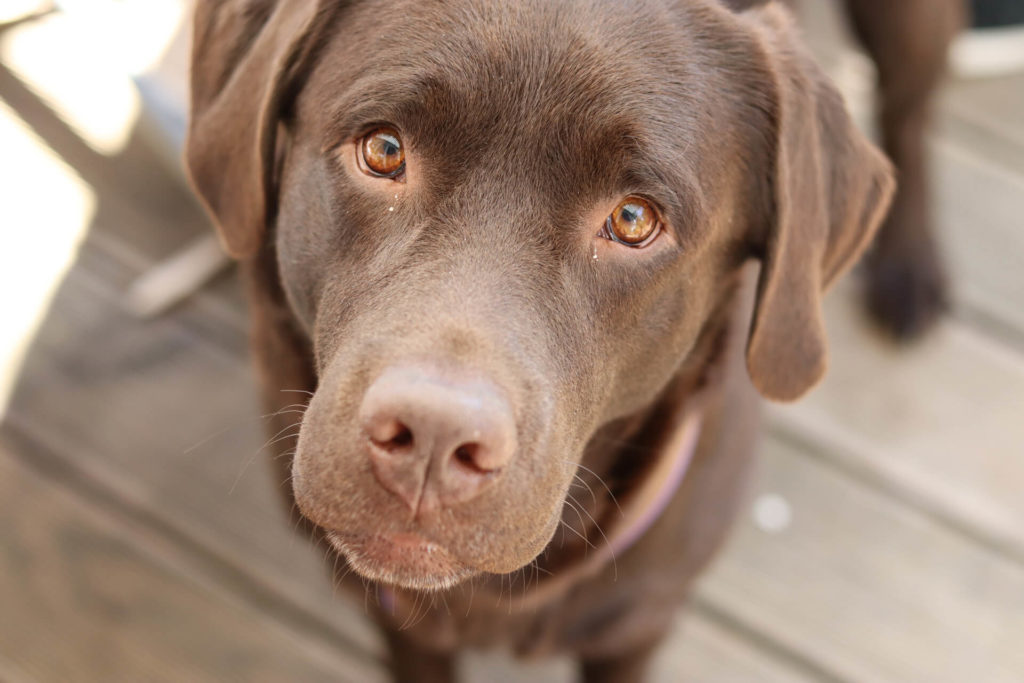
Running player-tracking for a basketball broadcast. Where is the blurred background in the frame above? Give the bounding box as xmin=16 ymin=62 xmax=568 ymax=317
xmin=0 ymin=1 xmax=1022 ymax=681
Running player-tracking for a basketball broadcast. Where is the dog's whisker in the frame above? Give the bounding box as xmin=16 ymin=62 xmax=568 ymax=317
xmin=181 ymin=400 xmax=303 ymax=456
xmin=257 ymin=403 xmax=310 ymax=421
xmin=567 ymin=492 xmax=617 ymax=581
xmin=559 ymin=514 xmax=595 ymax=551
xmin=563 ymin=499 xmax=596 ymax=552
xmin=361 ymin=576 xmax=372 ymax=616
xmin=289 ymin=501 xmax=308 ymax=537
xmin=400 ymin=590 xmax=426 ymax=631
xmin=273 ymin=446 xmax=298 ymax=462
xmin=464 ymin=575 xmax=477 ymax=618
xmin=263 ymin=427 xmax=302 ymax=451
xmin=230 ymin=449 xmax=286 ymax=495
xmin=563 ymin=496 xmax=590 ymax=545
xmin=425 ymin=593 xmax=440 ymax=627
xmin=261 ymin=408 xmax=307 ymax=421
xmin=410 ymin=594 xmax=428 ymax=630
xmin=182 ymin=419 xmax=254 ymax=456
xmin=571 ymin=473 xmax=598 ymax=508
xmin=330 ymin=550 xmax=342 ymax=602
xmin=562 ymin=459 xmax=624 ymax=518
xmin=229 ymin=420 xmax=304 ymax=494
xmin=268 ymin=401 xmax=309 ymax=411
xmin=398 ymin=591 xmax=416 ymax=630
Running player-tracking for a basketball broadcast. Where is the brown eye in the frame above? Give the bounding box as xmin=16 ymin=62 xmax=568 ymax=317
xmin=360 ymin=127 xmax=405 ymax=177
xmin=606 ymin=197 xmax=660 ymax=246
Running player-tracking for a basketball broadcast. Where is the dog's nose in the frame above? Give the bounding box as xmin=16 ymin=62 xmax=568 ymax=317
xmin=359 ymin=366 xmax=516 ymax=513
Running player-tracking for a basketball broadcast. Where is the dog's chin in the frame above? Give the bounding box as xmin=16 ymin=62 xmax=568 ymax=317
xmin=326 ymin=531 xmax=477 ymax=592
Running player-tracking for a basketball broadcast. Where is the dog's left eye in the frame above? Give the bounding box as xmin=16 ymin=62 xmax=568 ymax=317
xmin=602 ymin=197 xmax=661 ymax=247
xmin=359 ymin=127 xmax=405 ymax=178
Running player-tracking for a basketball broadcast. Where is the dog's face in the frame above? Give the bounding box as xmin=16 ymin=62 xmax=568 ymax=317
xmin=187 ymin=0 xmax=892 ymax=590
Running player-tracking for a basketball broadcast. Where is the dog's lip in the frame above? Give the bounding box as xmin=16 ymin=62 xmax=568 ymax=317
xmin=325 ymin=530 xmax=475 ymax=590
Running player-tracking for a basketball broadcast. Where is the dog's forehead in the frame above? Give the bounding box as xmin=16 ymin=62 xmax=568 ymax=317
xmin=310 ymin=0 xmax=741 ymax=156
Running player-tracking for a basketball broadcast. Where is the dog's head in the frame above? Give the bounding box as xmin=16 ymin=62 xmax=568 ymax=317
xmin=187 ymin=0 xmax=892 ymax=590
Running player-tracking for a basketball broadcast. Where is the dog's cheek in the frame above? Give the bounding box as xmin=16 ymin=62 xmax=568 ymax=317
xmin=274 ymin=148 xmax=341 ymax=329
xmin=290 ymin=354 xmax=384 ymax=532
xmin=585 ymin=271 xmax=701 ymax=422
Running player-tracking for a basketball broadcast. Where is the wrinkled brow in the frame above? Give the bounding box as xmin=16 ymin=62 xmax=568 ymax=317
xmin=321 ymin=72 xmax=466 ymax=149
xmin=617 ymin=156 xmax=708 ymax=245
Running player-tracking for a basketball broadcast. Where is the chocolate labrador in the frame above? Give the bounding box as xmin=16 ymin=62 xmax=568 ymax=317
xmin=184 ymin=0 xmax=950 ymax=680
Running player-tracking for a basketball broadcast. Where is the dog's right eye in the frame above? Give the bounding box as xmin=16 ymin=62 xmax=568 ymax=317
xmin=602 ymin=196 xmax=661 ymax=247
xmin=359 ymin=127 xmax=405 ymax=178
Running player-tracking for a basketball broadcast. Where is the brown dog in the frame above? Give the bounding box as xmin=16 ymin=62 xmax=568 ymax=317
xmin=186 ymin=1 xmax=910 ymax=680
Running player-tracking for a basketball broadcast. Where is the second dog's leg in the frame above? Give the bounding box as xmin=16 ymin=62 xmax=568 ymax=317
xmin=579 ymin=638 xmax=662 ymax=683
xmin=383 ymin=627 xmax=456 ymax=683
xmin=844 ymin=0 xmax=965 ymax=338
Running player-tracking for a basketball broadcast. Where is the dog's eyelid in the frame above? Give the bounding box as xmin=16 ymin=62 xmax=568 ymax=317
xmin=616 ymin=159 xmax=706 ymax=242
xmin=322 ymin=109 xmax=393 ymax=154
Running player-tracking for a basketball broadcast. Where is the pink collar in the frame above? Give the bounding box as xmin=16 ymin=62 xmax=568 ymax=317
xmin=604 ymin=406 xmax=703 ymax=558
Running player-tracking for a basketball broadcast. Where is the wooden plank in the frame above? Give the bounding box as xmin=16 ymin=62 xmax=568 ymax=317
xmin=938 ymin=93 xmax=1024 ymax=182
xmin=697 ymin=434 xmax=1024 ymax=683
xmin=771 ymin=285 xmax=1024 ymax=561
xmin=459 ymin=610 xmax=818 ymax=683
xmin=931 ymin=135 xmax=1024 ymax=339
xmin=941 ymin=72 xmax=1024 ymax=157
xmin=651 ymin=612 xmax=820 ymax=683
xmin=3 ymin=264 xmax=383 ymax=659
xmin=0 ymin=440 xmax=373 ymax=683
xmin=0 ymin=655 xmax=33 ymax=683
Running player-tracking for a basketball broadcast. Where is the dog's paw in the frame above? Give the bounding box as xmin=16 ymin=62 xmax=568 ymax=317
xmin=863 ymin=248 xmax=949 ymax=341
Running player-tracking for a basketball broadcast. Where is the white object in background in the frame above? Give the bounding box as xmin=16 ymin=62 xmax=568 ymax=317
xmin=0 ymin=101 xmax=94 ymax=416
xmin=0 ymin=0 xmax=52 ymax=24
xmin=124 ymin=234 xmax=231 ymax=318
xmin=950 ymin=25 xmax=1024 ymax=79
xmin=753 ymin=493 xmax=793 ymax=534
xmin=0 ymin=0 xmax=186 ymax=154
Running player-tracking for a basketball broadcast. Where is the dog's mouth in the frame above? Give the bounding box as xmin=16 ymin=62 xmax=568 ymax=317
xmin=326 ymin=530 xmax=477 ymax=591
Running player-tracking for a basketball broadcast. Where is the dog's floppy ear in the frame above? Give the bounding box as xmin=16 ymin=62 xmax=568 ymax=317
xmin=185 ymin=0 xmax=325 ymax=259
xmin=739 ymin=5 xmax=895 ymax=401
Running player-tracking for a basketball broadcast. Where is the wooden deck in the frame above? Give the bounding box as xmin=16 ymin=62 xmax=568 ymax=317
xmin=2 ymin=3 xmax=1023 ymax=681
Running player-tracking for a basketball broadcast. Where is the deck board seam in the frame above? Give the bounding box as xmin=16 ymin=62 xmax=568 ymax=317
xmin=690 ymin=594 xmax=851 ymax=683
xmin=765 ymin=419 xmax=1024 ymax=570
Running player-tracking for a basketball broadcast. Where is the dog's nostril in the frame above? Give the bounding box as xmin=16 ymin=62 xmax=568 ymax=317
xmin=389 ymin=425 xmax=414 ymax=449
xmin=369 ymin=420 xmax=414 ymax=452
xmin=453 ymin=443 xmax=490 ymax=474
